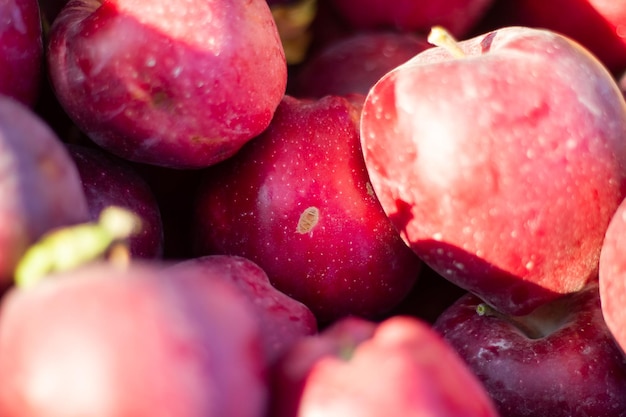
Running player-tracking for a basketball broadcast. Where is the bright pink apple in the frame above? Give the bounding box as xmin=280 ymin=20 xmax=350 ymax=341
xmin=192 ymin=94 xmax=423 ymax=323
xmin=47 ymin=0 xmax=287 ymax=168
xmin=0 ymin=96 xmax=89 ymax=287
xmin=0 ymin=0 xmax=43 ymax=106
xmin=433 ymin=283 xmax=626 ymax=417
xmin=170 ymin=254 xmax=318 ymax=364
xmin=326 ymin=0 xmax=494 ymax=38
xmin=360 ymin=26 xmax=626 ymax=315
xmin=0 ymin=260 xmax=268 ymax=417
xmin=270 ymin=315 xmax=500 ymax=417
xmin=599 ymin=196 xmax=626 ymax=355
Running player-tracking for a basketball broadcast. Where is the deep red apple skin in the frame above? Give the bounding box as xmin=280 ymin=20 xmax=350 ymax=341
xmin=192 ymin=94 xmax=422 ymax=324
xmin=47 ymin=0 xmax=287 ymax=169
xmin=433 ymin=283 xmax=626 ymax=417
xmin=0 ymin=0 xmax=43 ymax=106
xmin=171 ymin=255 xmax=318 ymax=364
xmin=291 ymin=31 xmax=431 ymax=99
xmin=0 ymin=261 xmax=268 ymax=417
xmin=67 ymin=144 xmax=164 ymax=259
xmin=0 ymin=96 xmax=89 ymax=287
xmin=599 ymin=197 xmax=626 ymax=355
xmin=270 ymin=315 xmax=499 ymax=417
xmin=360 ymin=26 xmax=626 ymax=315
xmin=326 ymin=0 xmax=494 ymax=38
xmin=475 ymin=0 xmax=626 ymax=74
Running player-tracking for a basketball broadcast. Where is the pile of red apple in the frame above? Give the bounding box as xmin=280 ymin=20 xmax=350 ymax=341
xmin=2 ymin=0 xmax=626 ymax=416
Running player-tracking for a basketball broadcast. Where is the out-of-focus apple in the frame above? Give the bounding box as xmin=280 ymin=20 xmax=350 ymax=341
xmin=360 ymin=26 xmax=626 ymax=315
xmin=434 ymin=283 xmax=626 ymax=417
xmin=47 ymin=0 xmax=287 ymax=168
xmin=192 ymin=94 xmax=422 ymax=323
xmin=170 ymin=254 xmax=318 ymax=364
xmin=270 ymin=315 xmax=500 ymax=417
xmin=0 ymin=0 xmax=43 ymax=106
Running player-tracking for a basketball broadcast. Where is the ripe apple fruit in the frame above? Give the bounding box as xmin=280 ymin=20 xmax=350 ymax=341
xmin=326 ymin=0 xmax=494 ymax=38
xmin=67 ymin=144 xmax=164 ymax=259
xmin=270 ymin=315 xmax=499 ymax=417
xmin=0 ymin=96 xmax=89 ymax=287
xmin=0 ymin=261 xmax=268 ymax=417
xmin=433 ymin=283 xmax=626 ymax=417
xmin=47 ymin=0 xmax=287 ymax=168
xmin=170 ymin=254 xmax=318 ymax=364
xmin=192 ymin=94 xmax=423 ymax=323
xmin=360 ymin=26 xmax=626 ymax=315
xmin=0 ymin=0 xmax=43 ymax=106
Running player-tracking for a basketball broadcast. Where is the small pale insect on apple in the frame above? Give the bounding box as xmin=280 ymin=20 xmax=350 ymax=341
xmin=297 ymin=206 xmax=320 ymax=234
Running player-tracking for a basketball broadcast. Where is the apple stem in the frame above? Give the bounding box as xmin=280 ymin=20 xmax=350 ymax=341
xmin=13 ymin=206 xmax=142 ymax=289
xmin=427 ymin=26 xmax=466 ymax=59
xmin=476 ymin=303 xmax=545 ymax=340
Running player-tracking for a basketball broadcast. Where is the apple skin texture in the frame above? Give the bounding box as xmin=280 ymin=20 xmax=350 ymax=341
xmin=193 ymin=94 xmax=423 ymax=323
xmin=0 ymin=0 xmax=42 ymax=106
xmin=0 ymin=97 xmax=89 ymax=287
xmin=0 ymin=261 xmax=268 ymax=417
xmin=270 ymin=315 xmax=500 ymax=417
xmin=434 ymin=283 xmax=626 ymax=417
xmin=47 ymin=0 xmax=287 ymax=168
xmin=360 ymin=26 xmax=626 ymax=315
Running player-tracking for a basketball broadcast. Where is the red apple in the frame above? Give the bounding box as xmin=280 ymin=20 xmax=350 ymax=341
xmin=0 ymin=0 xmax=43 ymax=106
xmin=270 ymin=315 xmax=499 ymax=417
xmin=326 ymin=0 xmax=494 ymax=38
xmin=360 ymin=26 xmax=626 ymax=315
xmin=171 ymin=254 xmax=318 ymax=364
xmin=47 ymin=0 xmax=287 ymax=168
xmin=192 ymin=94 xmax=422 ymax=323
xmin=0 ymin=96 xmax=89 ymax=287
xmin=0 ymin=261 xmax=268 ymax=417
xmin=433 ymin=283 xmax=626 ymax=417
xmin=599 ymin=196 xmax=626 ymax=355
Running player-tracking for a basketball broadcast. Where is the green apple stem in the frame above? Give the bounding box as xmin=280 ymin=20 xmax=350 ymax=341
xmin=476 ymin=303 xmax=545 ymax=340
xmin=427 ymin=26 xmax=466 ymax=59
xmin=14 ymin=206 xmax=142 ymax=289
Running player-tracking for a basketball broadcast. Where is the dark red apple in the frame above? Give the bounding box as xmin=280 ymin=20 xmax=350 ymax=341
xmin=270 ymin=315 xmax=500 ymax=417
xmin=0 ymin=96 xmax=89 ymax=287
xmin=192 ymin=94 xmax=422 ymax=323
xmin=360 ymin=26 xmax=626 ymax=315
xmin=47 ymin=0 xmax=287 ymax=168
xmin=66 ymin=144 xmax=164 ymax=259
xmin=0 ymin=0 xmax=43 ymax=106
xmin=171 ymin=254 xmax=318 ymax=364
xmin=0 ymin=261 xmax=268 ymax=417
xmin=433 ymin=283 xmax=626 ymax=417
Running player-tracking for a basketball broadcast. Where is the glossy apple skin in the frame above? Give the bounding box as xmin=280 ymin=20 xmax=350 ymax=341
xmin=327 ymin=0 xmax=494 ymax=38
xmin=433 ymin=283 xmax=626 ymax=417
xmin=67 ymin=144 xmax=164 ymax=259
xmin=0 ymin=96 xmax=89 ymax=287
xmin=599 ymin=197 xmax=626 ymax=355
xmin=0 ymin=0 xmax=43 ymax=106
xmin=291 ymin=31 xmax=431 ymax=99
xmin=47 ymin=0 xmax=287 ymax=169
xmin=192 ymin=94 xmax=422 ymax=323
xmin=0 ymin=261 xmax=268 ymax=417
xmin=171 ymin=255 xmax=318 ymax=364
xmin=476 ymin=0 xmax=626 ymax=74
xmin=270 ymin=315 xmax=499 ymax=417
xmin=360 ymin=26 xmax=626 ymax=315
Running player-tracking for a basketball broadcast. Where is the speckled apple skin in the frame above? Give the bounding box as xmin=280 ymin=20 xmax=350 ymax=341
xmin=47 ymin=0 xmax=287 ymax=168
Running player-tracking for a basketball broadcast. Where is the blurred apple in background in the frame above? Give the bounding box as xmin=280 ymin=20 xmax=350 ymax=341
xmin=270 ymin=315 xmax=500 ymax=417
xmin=360 ymin=26 xmax=626 ymax=315
xmin=192 ymin=94 xmax=422 ymax=324
xmin=47 ymin=0 xmax=287 ymax=168
xmin=0 ymin=0 xmax=43 ymax=107
xmin=434 ymin=283 xmax=626 ymax=417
